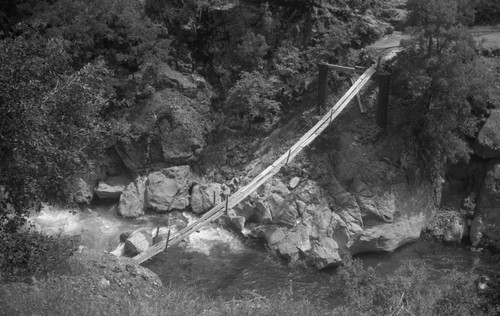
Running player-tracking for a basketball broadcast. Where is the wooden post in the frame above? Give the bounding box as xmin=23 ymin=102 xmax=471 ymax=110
xmin=376 ymin=74 xmax=391 ymax=128
xmin=350 ymin=77 xmax=365 ymax=114
xmin=164 ymin=230 xmax=171 ymax=252
xmin=318 ymin=64 xmax=328 ymax=114
xmin=225 ymin=198 xmax=229 ymax=212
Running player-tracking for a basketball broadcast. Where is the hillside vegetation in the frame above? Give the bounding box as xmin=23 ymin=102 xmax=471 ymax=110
xmin=1 ymin=0 xmax=500 ymax=314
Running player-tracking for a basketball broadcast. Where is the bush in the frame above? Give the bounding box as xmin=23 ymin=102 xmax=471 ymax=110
xmin=0 ymin=33 xmax=113 ymax=207
xmin=225 ymin=71 xmax=282 ymax=132
xmin=235 ymin=31 xmax=269 ymax=71
xmin=38 ymin=0 xmax=171 ymax=68
xmin=335 ymin=256 xmax=496 ymax=315
xmin=0 ymin=228 xmax=79 ymax=283
xmin=391 ymin=0 xmax=495 ymax=176
xmin=336 ymin=258 xmax=432 ymax=315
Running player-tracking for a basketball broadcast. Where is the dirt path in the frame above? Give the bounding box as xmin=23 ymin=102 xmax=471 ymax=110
xmin=472 ymin=25 xmax=500 ymax=51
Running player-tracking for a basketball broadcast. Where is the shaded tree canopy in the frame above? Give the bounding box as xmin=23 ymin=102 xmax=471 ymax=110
xmin=392 ymin=0 xmax=495 ymax=175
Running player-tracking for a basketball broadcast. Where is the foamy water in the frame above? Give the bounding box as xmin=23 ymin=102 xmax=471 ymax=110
xmin=30 ymin=204 xmax=496 ymax=308
xmin=30 ymin=203 xmax=147 ymax=251
xmin=29 ymin=204 xmax=244 ymax=256
xmin=30 ymin=204 xmax=84 ymax=235
xmin=183 ymin=213 xmax=246 ymax=255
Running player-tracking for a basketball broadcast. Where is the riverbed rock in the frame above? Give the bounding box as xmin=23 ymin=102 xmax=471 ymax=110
xmin=443 ymin=215 xmax=467 ymax=243
xmin=470 ymin=160 xmax=500 ymax=249
xmin=146 ymin=166 xmax=192 ymax=212
xmin=474 ymin=109 xmax=500 ymax=159
xmin=67 ymin=177 xmax=93 ymax=205
xmin=190 ymin=182 xmax=222 ymax=214
xmin=309 ymin=238 xmax=342 ymax=269
xmin=125 ymin=229 xmax=152 ymax=256
xmin=118 ymin=176 xmax=147 ymax=218
xmin=94 ymin=175 xmax=131 ymax=199
xmin=289 ymin=177 xmax=301 ymax=189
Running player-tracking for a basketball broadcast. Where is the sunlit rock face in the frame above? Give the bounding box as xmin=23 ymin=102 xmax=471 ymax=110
xmin=125 ymin=229 xmax=152 ymax=256
xmin=95 ymin=175 xmax=131 ymax=200
xmin=118 ymin=176 xmax=147 ymax=218
xmin=471 ymin=160 xmax=500 ymax=249
xmin=474 ymin=109 xmax=500 ymax=159
xmin=229 ymin=126 xmax=435 ymax=269
xmin=145 ymin=166 xmax=193 ymax=213
xmin=190 ymin=183 xmax=222 ymax=214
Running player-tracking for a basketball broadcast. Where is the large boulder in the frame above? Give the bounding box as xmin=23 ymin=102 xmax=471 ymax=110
xmin=118 ymin=176 xmax=147 ymax=218
xmin=124 ymin=229 xmax=152 ymax=256
xmin=309 ymin=238 xmax=342 ymax=269
xmin=94 ymin=175 xmax=131 ymax=199
xmin=145 ymin=166 xmax=193 ymax=212
xmin=474 ymin=110 xmax=500 ymax=159
xmin=443 ymin=215 xmax=468 ymax=243
xmin=470 ymin=160 xmax=500 ymax=249
xmin=190 ymin=182 xmax=222 ymax=214
xmin=113 ymin=68 xmax=215 ymax=173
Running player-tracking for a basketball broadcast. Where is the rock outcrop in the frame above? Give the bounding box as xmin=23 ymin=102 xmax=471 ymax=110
xmin=443 ymin=215 xmax=468 ymax=243
xmin=94 ymin=175 xmax=131 ymax=199
xmin=228 ymin=118 xmax=435 ymax=269
xmin=145 ymin=166 xmax=194 ymax=212
xmin=190 ymin=182 xmax=222 ymax=214
xmin=125 ymin=229 xmax=152 ymax=256
xmin=471 ymin=160 xmax=500 ymax=249
xmin=113 ymin=64 xmax=215 ymax=173
xmin=118 ymin=176 xmax=147 ymax=218
xmin=474 ymin=109 xmax=500 ymax=159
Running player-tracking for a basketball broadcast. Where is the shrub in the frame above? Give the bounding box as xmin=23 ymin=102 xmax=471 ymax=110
xmin=225 ymin=71 xmax=282 ymax=132
xmin=335 ymin=256 xmax=496 ymax=315
xmin=0 ymin=228 xmax=80 ymax=283
xmin=38 ymin=0 xmax=171 ymax=69
xmin=235 ymin=31 xmax=269 ymax=71
xmin=391 ymin=0 xmax=495 ymax=176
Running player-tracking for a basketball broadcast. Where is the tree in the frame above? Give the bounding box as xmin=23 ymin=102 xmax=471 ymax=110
xmin=391 ymin=0 xmax=494 ymax=175
xmin=37 ymin=0 xmax=170 ymax=69
xmin=0 ymin=30 xmax=113 ymax=233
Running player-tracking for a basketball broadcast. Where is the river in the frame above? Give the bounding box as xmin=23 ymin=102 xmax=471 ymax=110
xmin=30 ymin=203 xmax=496 ymax=308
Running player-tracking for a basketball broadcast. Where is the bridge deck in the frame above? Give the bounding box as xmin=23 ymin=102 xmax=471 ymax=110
xmin=133 ymin=51 xmax=398 ymax=264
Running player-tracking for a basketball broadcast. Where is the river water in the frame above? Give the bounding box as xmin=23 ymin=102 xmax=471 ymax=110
xmin=30 ymin=203 xmax=497 ymax=307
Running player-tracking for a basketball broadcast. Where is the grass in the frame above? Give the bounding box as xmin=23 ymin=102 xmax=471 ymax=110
xmin=0 ymin=279 xmax=334 ymax=316
xmin=1 ymin=243 xmax=498 ymax=316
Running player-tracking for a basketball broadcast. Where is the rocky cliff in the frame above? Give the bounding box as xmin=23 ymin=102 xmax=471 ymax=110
xmin=226 ymin=102 xmax=435 ymax=269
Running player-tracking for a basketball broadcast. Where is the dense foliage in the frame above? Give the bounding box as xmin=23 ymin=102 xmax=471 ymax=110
xmin=0 ymin=229 xmax=79 ymax=283
xmin=392 ymin=0 xmax=495 ymax=176
xmin=0 ymin=31 xmax=112 ymax=222
xmin=335 ymin=257 xmax=499 ymax=315
xmin=474 ymin=0 xmax=500 ymax=23
xmin=225 ymin=71 xmax=282 ymax=132
xmin=0 ymin=0 xmax=169 ymax=277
